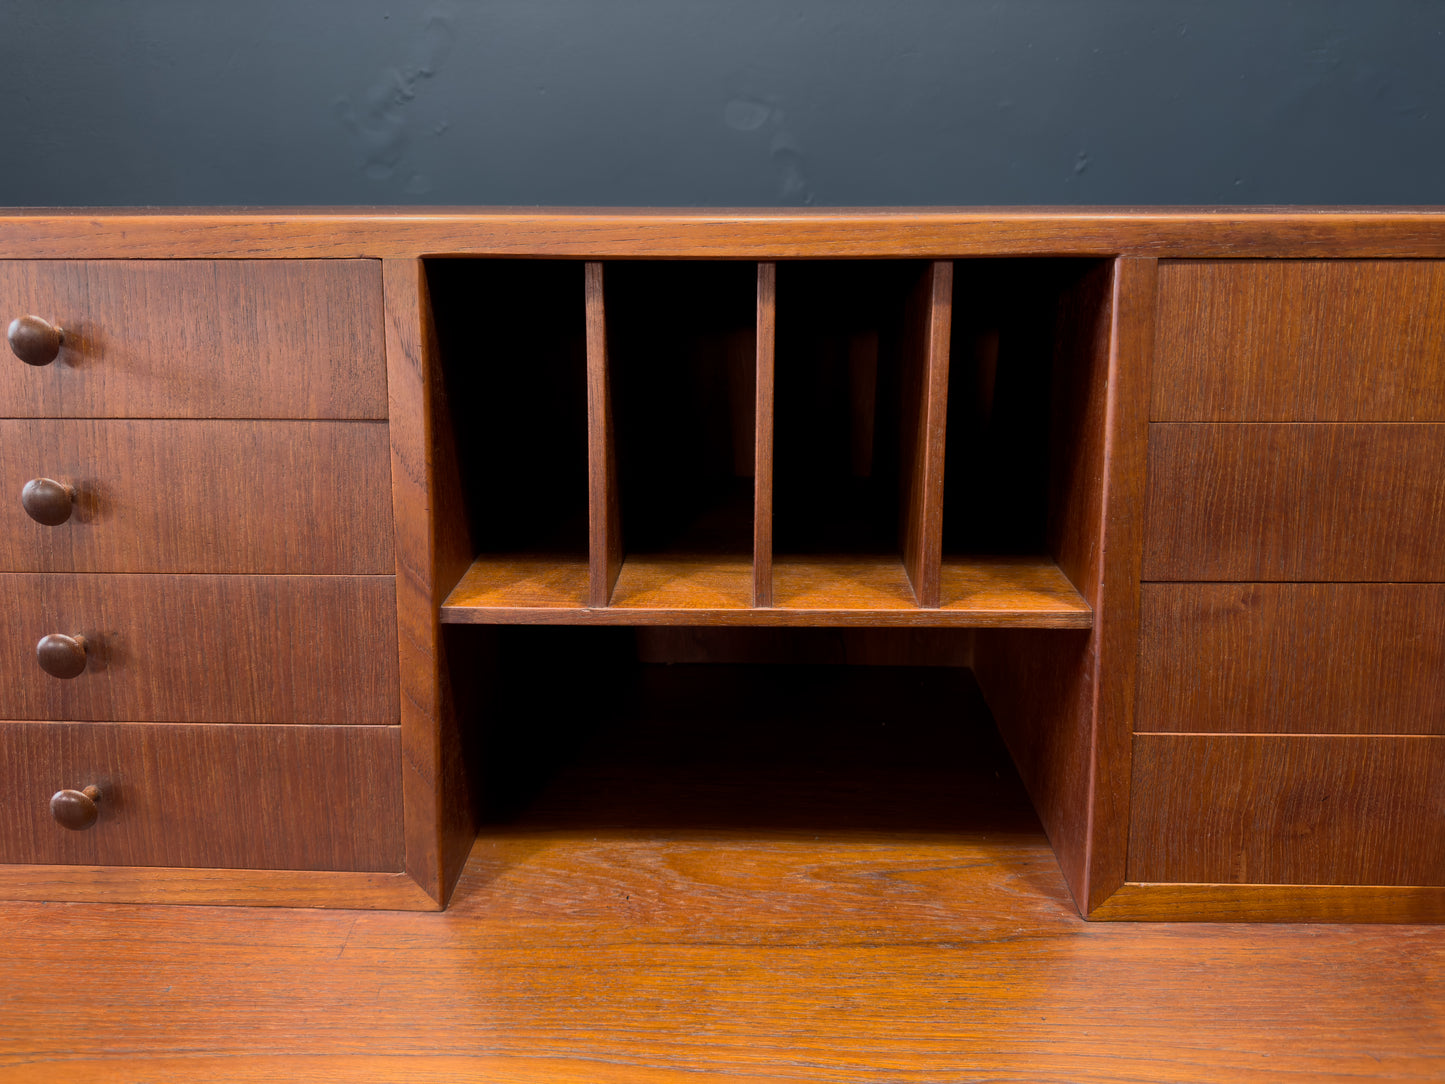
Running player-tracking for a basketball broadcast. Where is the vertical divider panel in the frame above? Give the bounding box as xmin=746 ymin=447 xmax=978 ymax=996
xmin=899 ymin=260 xmax=954 ymax=607
xmin=586 ymin=262 xmax=623 ymax=607
xmin=383 ymin=257 xmax=474 ymax=907
xmin=753 ymin=262 xmax=777 ymax=607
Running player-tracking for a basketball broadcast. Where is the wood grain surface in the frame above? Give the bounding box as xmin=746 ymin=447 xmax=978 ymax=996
xmin=440 ymin=554 xmax=1089 ymax=627
xmin=975 ymin=257 xmax=1155 ymax=915
xmin=0 ymin=662 xmax=1439 ymax=1081
xmin=0 ymin=260 xmax=385 ymax=418
xmin=383 ymin=259 xmax=478 ymax=906
xmin=0 ymin=573 xmax=397 ymax=724
xmin=1092 ymin=882 xmax=1445 ymax=923
xmin=2 ymin=208 xmax=1445 ymax=259
xmin=0 ymin=864 xmax=435 ymax=910
xmin=609 ymin=555 xmax=753 ymax=610
xmin=0 ymin=722 xmax=403 ymax=871
xmin=1144 ymin=422 xmax=1445 ymax=581
xmin=0 ymin=419 xmax=393 ymax=573
xmin=1138 ymin=583 xmax=1445 ymax=734
xmin=1154 ymin=259 xmax=1445 ymax=420
xmin=753 ymin=262 xmax=775 ymax=607
xmin=898 ymin=261 xmax=953 ymax=606
xmin=1128 ymin=734 xmax=1445 ymax=885
xmin=585 ymin=261 xmax=623 ymax=606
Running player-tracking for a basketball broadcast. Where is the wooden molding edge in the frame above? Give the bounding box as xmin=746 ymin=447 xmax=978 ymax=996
xmin=2 ymin=209 xmax=1445 ymax=260
xmin=0 ymin=864 xmax=440 ymax=910
xmin=1088 ymin=881 xmax=1445 ymax=923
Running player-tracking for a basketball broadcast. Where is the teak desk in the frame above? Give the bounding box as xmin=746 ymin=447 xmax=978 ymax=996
xmin=0 ymin=209 xmax=1441 ymax=921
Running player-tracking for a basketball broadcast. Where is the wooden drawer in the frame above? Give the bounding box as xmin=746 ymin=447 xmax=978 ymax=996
xmin=1154 ymin=260 xmax=1445 ymax=421
xmin=0 ymin=419 xmax=394 ymax=574
xmin=0 ymin=574 xmax=397 ymax=723
xmin=0 ymin=722 xmax=402 ymax=871
xmin=0 ymin=260 xmax=385 ymax=418
xmin=1144 ymin=423 xmax=1445 ymax=581
xmin=1129 ymin=734 xmax=1445 ymax=885
xmin=1138 ymin=584 xmax=1445 ymax=735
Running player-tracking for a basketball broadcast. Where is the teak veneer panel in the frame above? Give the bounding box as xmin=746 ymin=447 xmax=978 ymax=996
xmin=609 ymin=555 xmax=754 ymax=611
xmin=0 ymin=573 xmax=398 ymax=724
xmin=973 ymin=257 xmax=1155 ymax=916
xmin=440 ymin=554 xmax=1089 ymax=627
xmin=585 ymin=261 xmax=623 ymax=607
xmin=1139 ymin=583 xmax=1445 ymax=735
xmin=0 ymin=260 xmax=385 ymax=418
xmin=1128 ymin=734 xmax=1445 ymax=886
xmin=0 ymin=722 xmax=403 ymax=871
xmin=1144 ymin=423 xmax=1445 ymax=582
xmin=4 ymin=208 xmax=1445 ymax=259
xmin=0 ymin=419 xmax=393 ymax=574
xmin=0 ymin=864 xmax=435 ymax=909
xmin=1155 ymin=260 xmax=1445 ymax=421
xmin=384 ymin=258 xmax=478 ymax=907
xmin=753 ymin=262 xmax=776 ymax=608
xmin=898 ymin=261 xmax=953 ymax=606
xmin=1092 ymin=882 xmax=1445 ymax=923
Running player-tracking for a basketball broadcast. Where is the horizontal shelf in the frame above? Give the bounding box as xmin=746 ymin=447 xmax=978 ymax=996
xmin=440 ymin=553 xmax=1091 ymax=628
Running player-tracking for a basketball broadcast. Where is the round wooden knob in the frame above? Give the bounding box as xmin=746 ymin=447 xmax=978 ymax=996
xmin=36 ymin=633 xmax=87 ymax=679
xmin=21 ymin=478 xmax=74 ymax=526
xmin=8 ymin=315 xmax=64 ymax=366
xmin=50 ymin=785 xmax=102 ymax=831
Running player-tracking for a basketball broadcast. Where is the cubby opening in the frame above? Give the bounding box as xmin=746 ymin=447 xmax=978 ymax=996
xmin=770 ymin=261 xmax=923 ymax=610
xmin=600 ymin=261 xmax=759 ymax=610
xmin=429 ymin=258 xmax=590 ymax=608
xmin=434 ymin=255 xmax=1101 ymax=628
xmin=937 ymin=258 xmax=1110 ymax=619
xmin=455 ymin=625 xmax=1042 ymax=840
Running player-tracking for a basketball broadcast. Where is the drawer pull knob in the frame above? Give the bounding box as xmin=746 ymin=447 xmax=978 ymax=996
xmin=50 ymin=785 xmax=102 ymax=831
xmin=21 ymin=478 xmax=75 ymax=526
xmin=36 ymin=633 xmax=87 ymax=679
xmin=8 ymin=315 xmax=64 ymax=366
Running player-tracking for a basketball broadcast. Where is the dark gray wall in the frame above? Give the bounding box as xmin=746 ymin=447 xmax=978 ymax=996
xmin=3 ymin=0 xmax=1442 ymax=206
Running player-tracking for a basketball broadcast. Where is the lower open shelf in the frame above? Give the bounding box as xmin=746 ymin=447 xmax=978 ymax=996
xmin=440 ymin=553 xmax=1092 ymax=627
xmin=474 ymin=657 xmax=1044 ymax=838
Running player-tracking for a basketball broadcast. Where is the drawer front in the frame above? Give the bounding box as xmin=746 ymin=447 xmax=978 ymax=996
xmin=1154 ymin=260 xmax=1445 ymax=421
xmin=1138 ymin=584 xmax=1445 ymax=735
xmin=1129 ymin=734 xmax=1445 ymax=885
xmin=0 ymin=419 xmax=394 ymax=574
xmin=0 ymin=260 xmax=385 ymax=418
xmin=0 ymin=722 xmax=402 ymax=871
xmin=1144 ymin=423 xmax=1445 ymax=581
xmin=0 ymin=574 xmax=397 ymax=723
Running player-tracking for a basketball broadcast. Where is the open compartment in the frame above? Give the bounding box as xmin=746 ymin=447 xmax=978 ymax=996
xmin=429 ymin=258 xmax=592 ymax=611
xmin=589 ymin=260 xmax=762 ymax=611
xmin=937 ymin=260 xmax=1106 ymax=624
xmin=457 ymin=624 xmax=1040 ymax=840
xmin=770 ymin=260 xmax=949 ymax=613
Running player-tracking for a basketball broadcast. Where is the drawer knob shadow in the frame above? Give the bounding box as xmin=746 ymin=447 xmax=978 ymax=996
xmin=21 ymin=478 xmax=74 ymax=526
xmin=8 ymin=315 xmax=64 ymax=366
xmin=50 ymin=785 xmax=102 ymax=831
xmin=36 ymin=633 xmax=87 ymax=679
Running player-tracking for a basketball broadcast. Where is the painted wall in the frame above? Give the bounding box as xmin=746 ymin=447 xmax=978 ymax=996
xmin=2 ymin=0 xmax=1442 ymax=206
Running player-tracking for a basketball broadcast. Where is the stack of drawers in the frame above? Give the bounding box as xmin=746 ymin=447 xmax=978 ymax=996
xmin=0 ymin=260 xmax=404 ymax=874
xmin=1131 ymin=260 xmax=1445 ymax=886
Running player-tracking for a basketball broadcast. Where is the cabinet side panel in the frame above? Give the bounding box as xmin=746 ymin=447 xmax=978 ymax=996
xmin=385 ymin=258 xmax=477 ymax=906
xmin=975 ymin=258 xmax=1155 ymax=916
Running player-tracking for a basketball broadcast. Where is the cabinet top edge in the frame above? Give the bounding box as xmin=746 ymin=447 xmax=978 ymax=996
xmin=2 ymin=206 xmax=1444 ymax=259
